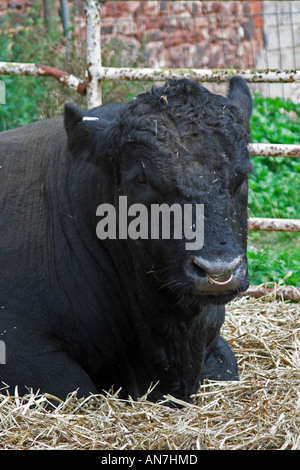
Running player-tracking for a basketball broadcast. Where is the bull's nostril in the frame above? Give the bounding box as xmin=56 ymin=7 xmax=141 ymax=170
xmin=190 ymin=254 xmax=243 ymax=285
xmin=192 ymin=263 xmax=206 ymax=278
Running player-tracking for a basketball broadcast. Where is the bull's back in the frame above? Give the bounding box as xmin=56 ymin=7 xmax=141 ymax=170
xmin=0 ymin=117 xmax=65 ymax=196
xmin=0 ymin=118 xmax=67 ymax=290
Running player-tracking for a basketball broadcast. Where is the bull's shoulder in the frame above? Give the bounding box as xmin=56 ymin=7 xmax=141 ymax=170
xmin=0 ymin=116 xmax=68 ymax=223
xmin=0 ymin=116 xmax=66 ymax=173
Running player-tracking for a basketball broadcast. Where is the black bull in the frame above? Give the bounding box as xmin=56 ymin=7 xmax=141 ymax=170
xmin=0 ymin=77 xmax=252 ymax=403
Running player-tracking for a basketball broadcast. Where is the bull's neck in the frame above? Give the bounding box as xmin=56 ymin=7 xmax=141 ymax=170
xmin=61 ymin=164 xmax=223 ymax=393
xmin=63 ymin=163 xmax=222 ymax=351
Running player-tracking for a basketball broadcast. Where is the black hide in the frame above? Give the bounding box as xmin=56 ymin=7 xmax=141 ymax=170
xmin=0 ymin=78 xmax=252 ymax=403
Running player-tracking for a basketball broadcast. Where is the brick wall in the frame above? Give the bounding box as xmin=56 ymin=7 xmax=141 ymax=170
xmin=99 ymin=1 xmax=264 ymax=69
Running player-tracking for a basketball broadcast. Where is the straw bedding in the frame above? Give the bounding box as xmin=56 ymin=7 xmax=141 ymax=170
xmin=0 ymin=295 xmax=299 ymax=450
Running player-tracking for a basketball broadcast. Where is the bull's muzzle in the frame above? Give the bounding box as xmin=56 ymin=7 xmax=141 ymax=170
xmin=186 ymin=253 xmax=245 ymax=292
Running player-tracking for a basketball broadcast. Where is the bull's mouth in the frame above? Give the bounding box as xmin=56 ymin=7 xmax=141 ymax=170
xmin=190 ymin=272 xmax=249 ymax=299
xmin=175 ymin=279 xmax=249 ymax=308
xmin=194 ymin=277 xmax=249 ymax=302
xmin=147 ymin=251 xmax=249 ymax=306
xmin=184 ymin=282 xmax=248 ymax=302
xmin=159 ymin=266 xmax=249 ymax=307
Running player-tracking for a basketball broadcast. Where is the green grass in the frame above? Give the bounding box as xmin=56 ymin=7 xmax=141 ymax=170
xmin=248 ymin=94 xmax=300 ymax=286
xmin=0 ymin=7 xmax=299 ymax=287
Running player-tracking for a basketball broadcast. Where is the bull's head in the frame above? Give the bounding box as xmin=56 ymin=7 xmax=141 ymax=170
xmin=64 ymin=77 xmax=252 ymax=307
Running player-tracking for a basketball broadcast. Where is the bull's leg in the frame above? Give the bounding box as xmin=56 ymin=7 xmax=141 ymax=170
xmin=1 ymin=344 xmax=98 ymax=401
xmin=202 ymin=336 xmax=239 ymax=382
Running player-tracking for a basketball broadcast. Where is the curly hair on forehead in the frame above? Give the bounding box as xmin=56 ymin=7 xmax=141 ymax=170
xmin=116 ymin=81 xmax=249 ymax=168
xmin=123 ymin=79 xmax=211 ymax=120
xmin=120 ymin=79 xmax=250 ymax=145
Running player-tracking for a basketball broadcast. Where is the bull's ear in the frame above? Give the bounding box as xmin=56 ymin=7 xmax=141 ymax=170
xmin=228 ymin=76 xmax=252 ymax=128
xmin=64 ymin=103 xmax=116 ymax=165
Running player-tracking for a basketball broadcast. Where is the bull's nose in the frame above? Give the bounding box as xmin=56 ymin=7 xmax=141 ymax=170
xmin=186 ymin=254 xmax=244 ymax=290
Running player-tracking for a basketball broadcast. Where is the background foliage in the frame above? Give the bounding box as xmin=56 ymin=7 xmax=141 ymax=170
xmin=248 ymin=95 xmax=299 ymax=287
xmin=0 ymin=8 xmax=299 ymax=287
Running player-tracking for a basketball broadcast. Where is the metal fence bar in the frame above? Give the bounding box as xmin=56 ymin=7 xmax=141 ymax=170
xmin=95 ymin=66 xmax=300 ymax=83
xmin=240 ymin=285 xmax=300 ymax=301
xmin=249 ymin=143 xmax=300 ymax=158
xmin=86 ymin=0 xmax=102 ymax=108
xmin=0 ymin=61 xmax=86 ymax=95
xmin=2 ymin=61 xmax=300 ymax=92
xmin=248 ymin=217 xmax=300 ymax=232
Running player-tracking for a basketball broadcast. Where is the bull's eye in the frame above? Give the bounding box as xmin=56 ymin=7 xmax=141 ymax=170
xmin=135 ymin=174 xmax=148 ymax=185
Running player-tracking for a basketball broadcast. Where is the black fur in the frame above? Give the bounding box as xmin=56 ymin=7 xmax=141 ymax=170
xmin=0 ymin=78 xmax=252 ymax=403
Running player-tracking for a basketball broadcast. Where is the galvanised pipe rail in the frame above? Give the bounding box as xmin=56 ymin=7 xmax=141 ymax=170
xmin=0 ymin=62 xmax=86 ymax=96
xmin=86 ymin=0 xmax=102 ymax=108
xmin=240 ymin=285 xmax=300 ymax=301
xmin=1 ymin=62 xmax=300 ymax=94
xmin=249 ymin=143 xmax=300 ymax=158
xmin=248 ymin=218 xmax=300 ymax=232
xmin=94 ymin=67 xmax=300 ymax=83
